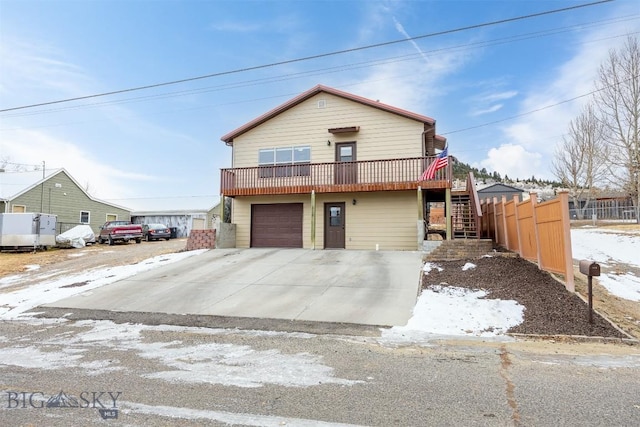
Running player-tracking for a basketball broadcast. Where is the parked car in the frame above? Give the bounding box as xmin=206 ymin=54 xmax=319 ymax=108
xmin=98 ymin=221 xmax=143 ymax=245
xmin=142 ymin=223 xmax=171 ymax=241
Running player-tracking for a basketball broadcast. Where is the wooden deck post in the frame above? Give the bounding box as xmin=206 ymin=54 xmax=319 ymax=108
xmin=445 ymin=187 xmax=452 ymax=240
xmin=311 ymin=190 xmax=316 ymax=250
xmin=417 ymin=186 xmax=423 ymax=223
xmin=220 ymin=195 xmax=225 ymax=223
xmin=417 ymin=186 xmax=424 ymax=249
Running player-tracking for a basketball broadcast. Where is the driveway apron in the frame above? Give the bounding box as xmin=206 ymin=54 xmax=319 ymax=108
xmin=44 ymin=249 xmax=423 ymax=326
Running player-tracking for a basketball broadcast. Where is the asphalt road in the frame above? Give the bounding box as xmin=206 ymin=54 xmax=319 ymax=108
xmin=1 ymin=318 xmax=639 ymax=426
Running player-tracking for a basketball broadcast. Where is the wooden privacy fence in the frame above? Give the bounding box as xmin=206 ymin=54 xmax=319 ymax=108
xmin=481 ymin=191 xmax=574 ymax=291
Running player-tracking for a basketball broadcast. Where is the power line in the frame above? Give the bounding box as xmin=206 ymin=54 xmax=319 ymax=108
xmin=0 ymin=0 xmax=613 ymax=113
xmin=441 ymin=73 xmax=640 ymax=135
xmin=3 ymin=15 xmax=636 ymax=121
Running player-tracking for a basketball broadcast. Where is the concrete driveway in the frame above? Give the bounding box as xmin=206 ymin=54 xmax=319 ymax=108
xmin=45 ymin=249 xmax=423 ymax=327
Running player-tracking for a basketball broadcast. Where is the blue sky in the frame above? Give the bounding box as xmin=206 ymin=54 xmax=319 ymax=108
xmin=1 ymin=0 xmax=638 ymax=211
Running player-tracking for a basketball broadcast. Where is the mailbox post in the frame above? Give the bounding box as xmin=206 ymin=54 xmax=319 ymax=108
xmin=579 ymin=260 xmax=601 ymax=324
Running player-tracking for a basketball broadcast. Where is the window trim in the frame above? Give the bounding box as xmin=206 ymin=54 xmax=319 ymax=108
xmin=106 ymin=213 xmax=118 ymax=222
xmin=258 ymin=146 xmax=311 ymax=178
xmin=80 ymin=211 xmax=90 ymax=224
xmin=11 ymin=204 xmax=27 ymax=213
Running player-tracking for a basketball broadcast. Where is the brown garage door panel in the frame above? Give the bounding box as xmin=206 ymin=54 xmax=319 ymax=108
xmin=251 ymin=203 xmax=303 ymax=248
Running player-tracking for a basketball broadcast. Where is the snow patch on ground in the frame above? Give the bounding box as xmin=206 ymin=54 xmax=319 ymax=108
xmin=67 ymin=252 xmax=86 ymax=258
xmin=381 ymin=285 xmax=524 ymax=344
xmin=0 ymin=320 xmax=355 ymax=388
xmin=598 ymin=273 xmax=640 ymax=302
xmin=422 ymin=262 xmax=442 ymax=274
xmin=571 ymin=228 xmax=640 ymax=302
xmin=571 ymin=228 xmax=639 ymax=266
xmin=125 ymin=402 xmax=363 ymax=426
xmin=462 ymin=262 xmax=476 ymax=271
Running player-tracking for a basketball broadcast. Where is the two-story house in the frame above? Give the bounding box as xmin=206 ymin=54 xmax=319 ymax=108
xmin=219 ymin=84 xmax=454 ymax=250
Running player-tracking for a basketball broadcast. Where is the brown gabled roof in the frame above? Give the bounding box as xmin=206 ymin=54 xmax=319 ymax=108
xmin=221 ymin=84 xmax=439 ymax=144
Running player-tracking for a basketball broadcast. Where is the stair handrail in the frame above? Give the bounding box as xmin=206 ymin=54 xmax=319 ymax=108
xmin=467 ymin=172 xmax=482 ymax=239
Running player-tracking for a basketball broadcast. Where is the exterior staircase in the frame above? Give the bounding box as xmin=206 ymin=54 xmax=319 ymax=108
xmin=451 ymin=192 xmax=479 ymax=238
xmin=423 ymin=239 xmax=495 ymax=261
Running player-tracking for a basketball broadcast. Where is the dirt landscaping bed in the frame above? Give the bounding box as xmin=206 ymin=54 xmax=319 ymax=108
xmin=422 ymin=254 xmax=636 ymax=339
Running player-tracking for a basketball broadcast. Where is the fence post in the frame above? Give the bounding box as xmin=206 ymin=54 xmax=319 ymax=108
xmin=513 ymin=194 xmax=523 ymax=256
xmin=529 ymin=193 xmax=543 ymax=270
xmin=492 ymin=196 xmax=499 ymax=245
xmin=501 ymin=195 xmax=509 ymax=248
xmin=559 ymin=191 xmax=575 ymax=292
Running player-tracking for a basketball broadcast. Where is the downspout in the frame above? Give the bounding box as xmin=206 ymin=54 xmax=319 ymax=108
xmin=422 ymin=126 xmax=435 ymax=156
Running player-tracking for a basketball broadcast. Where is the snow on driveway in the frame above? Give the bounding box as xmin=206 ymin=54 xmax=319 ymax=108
xmin=0 ymin=250 xmax=208 ymax=319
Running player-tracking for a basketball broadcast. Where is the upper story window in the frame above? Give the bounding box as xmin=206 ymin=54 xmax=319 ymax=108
xmin=80 ymin=211 xmax=90 ymax=224
xmin=259 ymin=146 xmax=311 ymax=178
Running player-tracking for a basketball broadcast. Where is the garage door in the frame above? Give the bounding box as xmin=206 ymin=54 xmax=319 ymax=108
xmin=251 ymin=203 xmax=303 ymax=248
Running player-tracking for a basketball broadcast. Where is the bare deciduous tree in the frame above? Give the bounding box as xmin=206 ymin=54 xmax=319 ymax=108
xmin=594 ymin=35 xmax=640 ymax=223
xmin=552 ymin=103 xmax=607 ymax=219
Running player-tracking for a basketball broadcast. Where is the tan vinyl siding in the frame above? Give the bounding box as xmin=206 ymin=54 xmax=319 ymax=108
xmin=316 ymin=191 xmax=418 ymax=250
xmin=231 ymin=93 xmax=424 ymax=169
xmin=9 ymin=171 xmax=130 ymax=234
xmin=233 ymin=190 xmax=419 ymax=250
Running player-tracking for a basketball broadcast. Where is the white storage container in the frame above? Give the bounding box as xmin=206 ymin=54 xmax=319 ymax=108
xmin=0 ymin=213 xmax=57 ymax=249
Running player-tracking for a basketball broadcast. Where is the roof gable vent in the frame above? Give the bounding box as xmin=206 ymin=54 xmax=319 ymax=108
xmin=317 ymin=99 xmax=326 ymax=109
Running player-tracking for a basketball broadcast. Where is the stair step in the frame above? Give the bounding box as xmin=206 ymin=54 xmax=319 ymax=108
xmin=423 ymin=239 xmax=495 ymax=261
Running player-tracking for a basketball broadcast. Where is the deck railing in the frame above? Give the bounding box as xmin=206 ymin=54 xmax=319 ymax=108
xmin=221 ymin=156 xmax=452 ymax=195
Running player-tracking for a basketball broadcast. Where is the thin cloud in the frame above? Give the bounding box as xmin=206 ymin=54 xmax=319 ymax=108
xmin=471 ymin=104 xmax=503 ymax=116
xmin=480 ymin=90 xmax=518 ymax=102
xmin=0 ymin=37 xmax=93 ymax=104
xmin=393 ymin=17 xmax=429 ymax=63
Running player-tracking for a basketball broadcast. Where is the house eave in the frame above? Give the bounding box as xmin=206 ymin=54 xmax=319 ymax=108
xmin=220 ymin=84 xmax=437 ymax=145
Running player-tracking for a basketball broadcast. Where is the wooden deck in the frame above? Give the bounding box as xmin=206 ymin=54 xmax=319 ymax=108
xmin=221 ymin=157 xmax=452 ymax=196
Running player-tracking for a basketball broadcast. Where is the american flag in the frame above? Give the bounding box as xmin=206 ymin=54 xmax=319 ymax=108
xmin=420 ymin=146 xmax=448 ymax=180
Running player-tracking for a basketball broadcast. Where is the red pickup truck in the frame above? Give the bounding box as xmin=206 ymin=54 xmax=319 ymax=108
xmin=98 ymin=221 xmax=143 ymax=245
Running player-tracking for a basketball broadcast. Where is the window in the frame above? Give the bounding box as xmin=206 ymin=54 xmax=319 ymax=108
xmin=259 ymin=146 xmax=311 ymax=178
xmin=80 ymin=211 xmax=90 ymax=224
xmin=12 ymin=205 xmax=26 ymax=213
xmin=106 ymin=214 xmax=117 ymax=222
xmin=329 ymin=206 xmax=342 ymax=226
